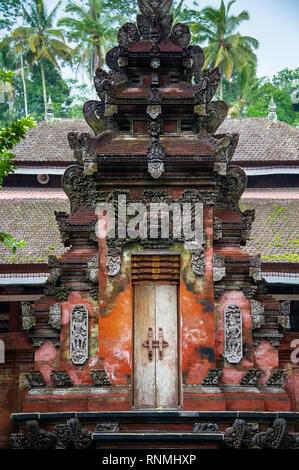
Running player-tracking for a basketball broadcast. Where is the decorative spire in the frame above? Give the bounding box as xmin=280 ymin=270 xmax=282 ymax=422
xmin=45 ymin=96 xmax=54 ymax=121
xmin=137 ymin=0 xmax=174 ymax=43
xmin=268 ymin=97 xmax=277 ymax=123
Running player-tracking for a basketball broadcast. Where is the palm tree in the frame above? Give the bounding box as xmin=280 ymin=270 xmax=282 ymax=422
xmin=0 ymin=30 xmax=31 ymax=117
xmin=14 ymin=0 xmax=73 ymax=118
xmin=58 ymin=0 xmax=118 ymax=87
xmin=191 ymin=0 xmax=259 ymax=100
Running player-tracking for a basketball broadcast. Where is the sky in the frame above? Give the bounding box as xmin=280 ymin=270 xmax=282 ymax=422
xmin=44 ymin=0 xmax=299 ymax=79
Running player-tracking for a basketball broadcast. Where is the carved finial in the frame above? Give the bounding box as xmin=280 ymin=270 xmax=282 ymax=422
xmin=268 ymin=97 xmax=277 ymax=123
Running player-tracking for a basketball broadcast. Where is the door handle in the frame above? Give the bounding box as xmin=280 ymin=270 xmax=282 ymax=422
xmin=143 ymin=327 xmax=169 ymax=361
xmin=143 ymin=327 xmax=154 ymax=360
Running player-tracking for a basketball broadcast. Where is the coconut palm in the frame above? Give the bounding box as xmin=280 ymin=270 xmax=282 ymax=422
xmin=191 ymin=0 xmax=259 ymax=100
xmin=0 ymin=31 xmax=31 ymax=117
xmin=13 ymin=0 xmax=73 ymax=117
xmin=58 ymin=0 xmax=118 ymax=87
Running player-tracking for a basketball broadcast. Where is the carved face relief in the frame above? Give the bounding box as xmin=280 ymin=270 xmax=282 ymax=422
xmin=147 ymin=105 xmax=161 ymax=119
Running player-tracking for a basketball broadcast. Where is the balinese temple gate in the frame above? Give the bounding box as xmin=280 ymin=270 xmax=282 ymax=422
xmin=9 ymin=0 xmax=299 ymax=449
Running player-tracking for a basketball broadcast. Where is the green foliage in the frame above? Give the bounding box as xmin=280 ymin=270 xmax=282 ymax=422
xmin=245 ymin=68 xmax=299 ymax=126
xmin=0 ymin=233 xmax=27 ymax=254
xmin=0 ymin=0 xmax=22 ymax=31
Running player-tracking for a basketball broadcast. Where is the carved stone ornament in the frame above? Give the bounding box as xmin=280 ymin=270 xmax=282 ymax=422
xmin=240 ymin=369 xmax=262 ymax=386
xmin=137 ymin=0 xmax=173 ymax=43
xmin=201 ymin=369 xmax=223 ymax=386
xmin=147 ymin=140 xmax=165 ymax=179
xmin=49 ymin=303 xmax=61 ymax=330
xmin=25 ymin=371 xmax=46 ymax=388
xmin=94 ymin=422 xmax=120 ymax=433
xmin=250 ymin=255 xmax=262 ymax=281
xmin=251 ymin=300 xmax=265 ymax=330
xmin=280 ymin=301 xmax=291 ymax=316
xmin=147 ymin=104 xmax=162 ymax=119
xmin=213 ymin=253 xmax=226 ymax=282
xmin=224 ymin=305 xmax=243 ymax=364
xmin=117 ymin=22 xmax=140 ymax=48
xmin=25 ymin=420 xmax=56 ymax=450
xmin=70 ymin=305 xmax=89 ymax=365
xmin=169 ymin=23 xmax=191 ymax=48
xmin=191 ymin=248 xmax=205 ymax=276
xmin=224 ymin=419 xmax=258 ymax=449
xmin=150 ymin=45 xmax=161 ymax=68
xmin=86 ymin=254 xmax=99 ymax=282
xmin=51 ymin=370 xmax=73 ymax=387
xmin=107 ymin=255 xmax=121 ymax=277
xmin=21 ymin=302 xmax=36 ymax=331
xmin=266 ymin=369 xmax=288 ymax=388
xmin=251 ymin=418 xmax=287 ymax=449
xmin=53 ymin=418 xmax=92 ymax=449
xmin=193 ymin=423 xmax=220 ymax=433
xmin=213 ymin=217 xmax=223 ymax=240
xmin=90 ymin=369 xmax=112 ymax=386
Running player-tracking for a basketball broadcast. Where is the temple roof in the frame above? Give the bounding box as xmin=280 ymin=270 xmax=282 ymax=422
xmin=12 ymin=117 xmax=298 ymax=164
xmin=0 ymin=187 xmax=298 ymax=265
xmin=217 ymin=117 xmax=299 ymax=162
xmin=12 ymin=119 xmax=90 ymax=163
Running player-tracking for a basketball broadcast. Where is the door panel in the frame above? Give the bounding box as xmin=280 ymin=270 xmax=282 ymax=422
xmin=134 ymin=285 xmax=156 ymax=408
xmin=155 ymin=285 xmax=178 ymax=407
xmin=133 ymin=284 xmax=179 ymax=409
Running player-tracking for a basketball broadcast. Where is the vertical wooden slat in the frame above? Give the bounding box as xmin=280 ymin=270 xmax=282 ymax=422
xmin=133 ymin=285 xmax=156 ymax=408
xmin=155 ymin=285 xmax=179 ymax=408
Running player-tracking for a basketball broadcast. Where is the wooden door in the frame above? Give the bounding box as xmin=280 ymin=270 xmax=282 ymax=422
xmin=133 ymin=284 xmax=179 ymax=409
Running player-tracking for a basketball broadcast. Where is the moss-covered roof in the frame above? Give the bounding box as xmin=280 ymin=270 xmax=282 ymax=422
xmin=0 ymin=189 xmax=298 ymax=265
xmin=241 ymin=197 xmax=299 ymax=263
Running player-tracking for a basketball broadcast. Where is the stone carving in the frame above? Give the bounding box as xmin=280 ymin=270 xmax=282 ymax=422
xmin=240 ymin=209 xmax=256 ymax=245
xmin=251 ymin=300 xmax=265 ymax=330
xmin=49 ymin=303 xmax=61 ymax=330
xmin=25 ymin=371 xmax=46 ymax=388
xmin=224 ymin=305 xmax=243 ymax=364
xmin=251 ymin=418 xmax=287 ymax=449
xmin=90 ymin=369 xmax=112 ymax=386
xmin=94 ymin=422 xmax=120 ymax=433
xmin=86 ymin=255 xmax=99 ymax=282
xmin=9 ymin=433 xmax=31 ymax=449
xmin=280 ymin=301 xmax=291 ymax=316
xmin=199 ymin=101 xmax=228 ymax=134
xmin=213 ymin=217 xmax=223 ymax=241
xmin=21 ymin=302 xmax=36 ymax=331
xmin=117 ymin=22 xmax=140 ymax=48
xmin=169 ymin=23 xmax=191 ymax=48
xmin=94 ymin=66 xmax=129 ymax=103
xmin=179 ymin=68 xmax=221 ymax=104
xmin=147 ymin=140 xmax=165 ymax=179
xmin=107 ymin=254 xmax=122 ymax=277
xmin=53 ymin=418 xmax=92 ymax=449
xmin=213 ymin=253 xmax=226 ymax=282
xmin=201 ymin=369 xmax=223 ymax=386
xmin=70 ymin=305 xmax=89 ymax=365
xmin=191 ymin=248 xmax=205 ymax=276
xmin=137 ymin=0 xmax=173 ymax=43
xmin=54 ymin=211 xmax=70 ymax=248
xmin=266 ymin=369 xmax=288 ymax=388
xmin=250 ymin=255 xmax=262 ymax=281
xmin=224 ymin=419 xmax=258 ymax=449
xmin=62 ymin=165 xmax=97 ymax=214
xmin=147 ymin=104 xmax=162 ymax=119
xmin=82 ymin=100 xmax=107 ymax=135
xmin=56 ymin=285 xmax=72 ymax=301
xmin=26 ymin=420 xmax=56 ymax=449
xmin=51 ymin=370 xmax=73 ymax=387
xmin=193 ymin=423 xmax=220 ymax=433
xmin=240 ymin=369 xmax=262 ymax=386
xmin=150 ymin=45 xmax=161 ymax=68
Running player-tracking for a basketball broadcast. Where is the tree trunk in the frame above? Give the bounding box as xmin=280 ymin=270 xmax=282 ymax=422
xmin=40 ymin=62 xmax=47 ymax=119
xmin=20 ymin=54 xmax=28 ymax=117
xmin=219 ymin=64 xmax=224 ymax=101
